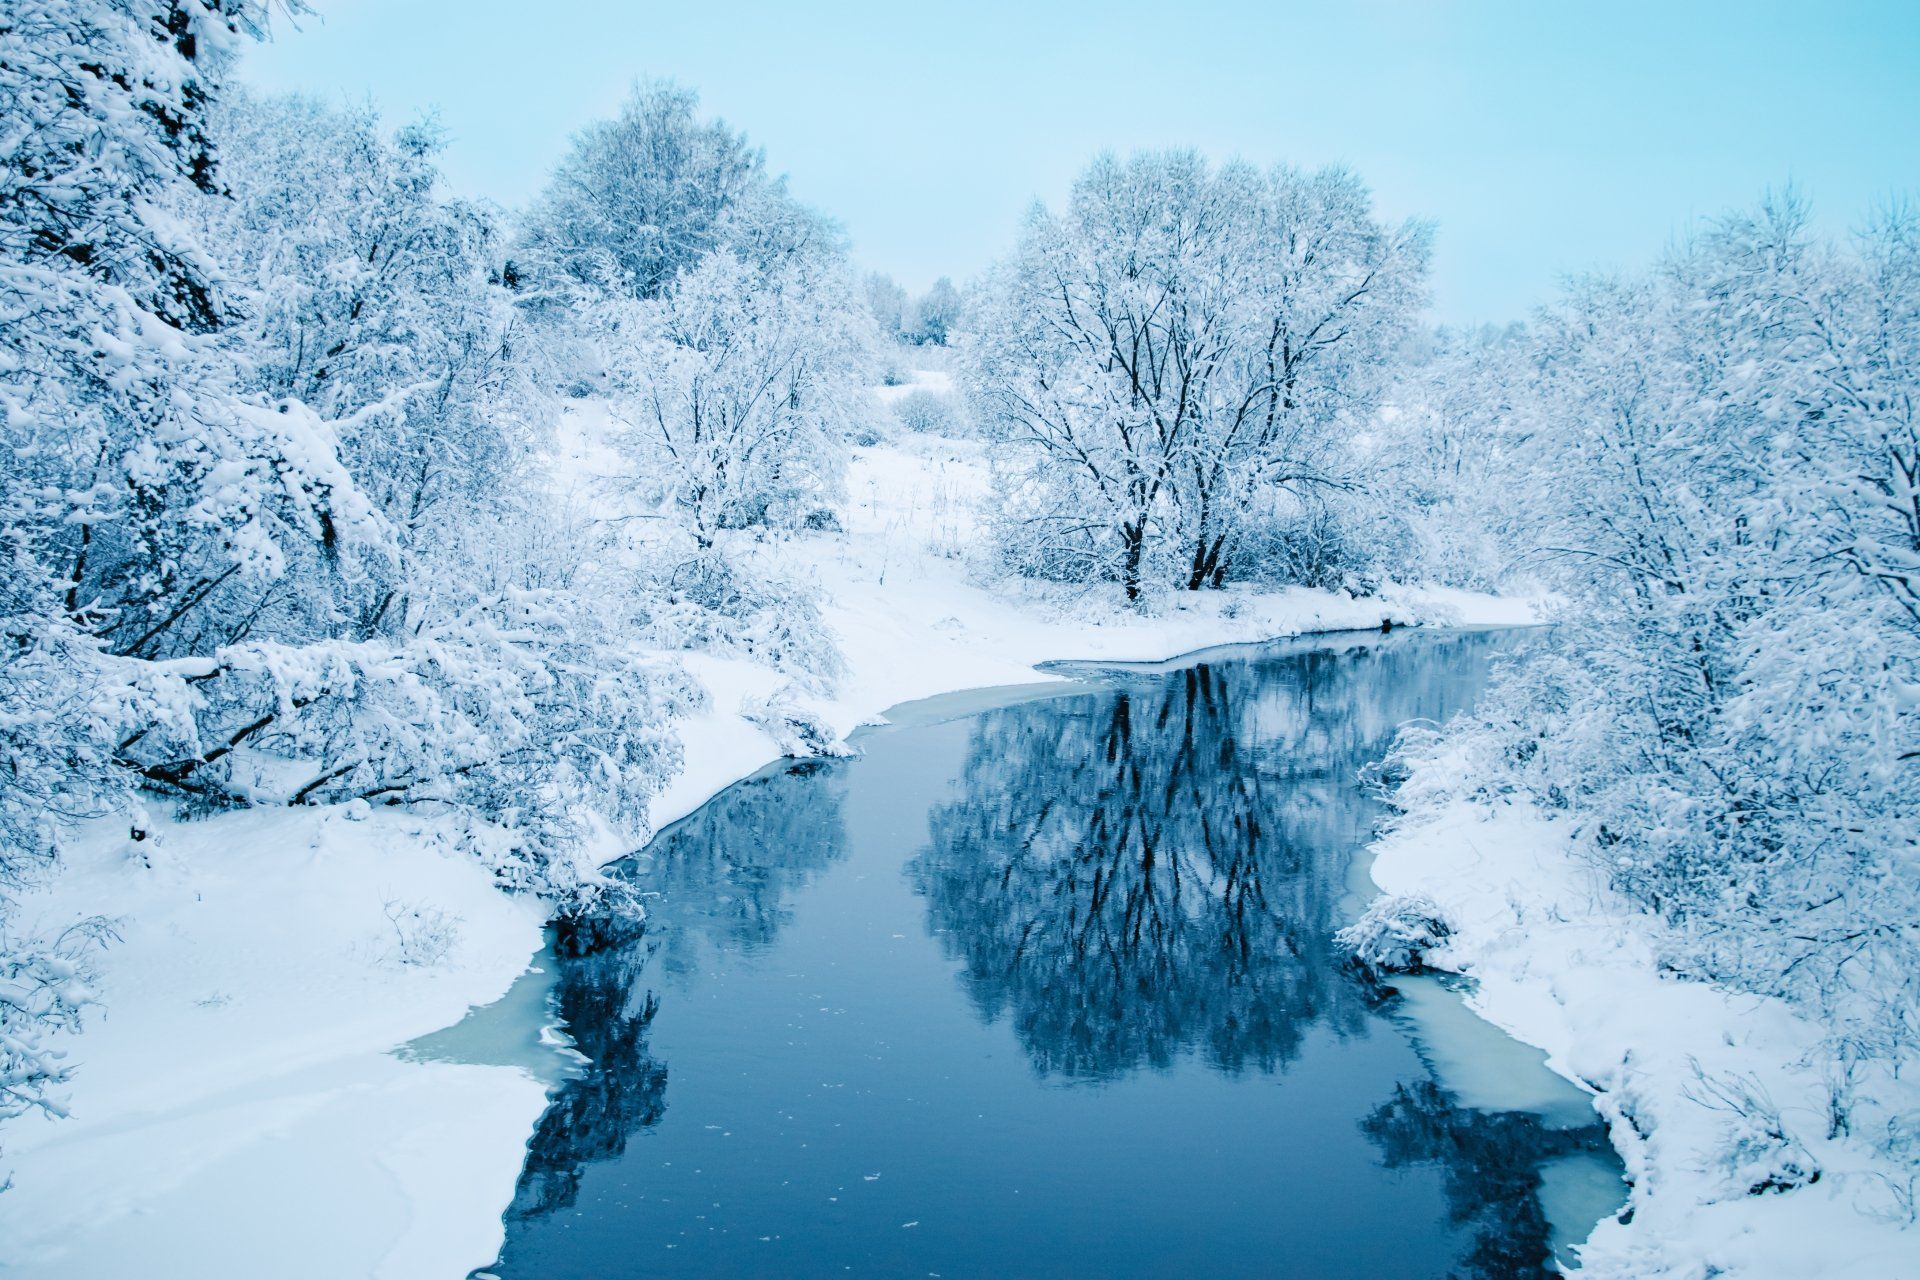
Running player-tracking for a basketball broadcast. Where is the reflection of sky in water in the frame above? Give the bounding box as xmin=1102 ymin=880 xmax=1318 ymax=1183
xmin=480 ymin=630 xmax=1623 ymax=1280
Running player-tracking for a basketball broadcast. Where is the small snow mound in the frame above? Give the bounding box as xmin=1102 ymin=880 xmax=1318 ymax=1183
xmin=1336 ymin=892 xmax=1453 ymax=979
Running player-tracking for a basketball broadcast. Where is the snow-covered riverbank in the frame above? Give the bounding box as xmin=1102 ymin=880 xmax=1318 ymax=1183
xmin=1367 ymin=755 xmax=1920 ymax=1278
xmin=0 ymin=421 xmax=1539 ymax=1279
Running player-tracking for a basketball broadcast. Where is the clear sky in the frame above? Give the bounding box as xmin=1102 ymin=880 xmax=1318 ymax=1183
xmin=239 ymin=1 xmax=1920 ymax=324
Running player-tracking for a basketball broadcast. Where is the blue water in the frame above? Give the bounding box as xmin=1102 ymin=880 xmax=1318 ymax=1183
xmin=482 ymin=629 xmax=1621 ymax=1279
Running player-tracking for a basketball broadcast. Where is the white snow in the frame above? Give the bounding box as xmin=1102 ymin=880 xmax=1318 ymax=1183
xmin=1368 ymin=782 xmax=1920 ymax=1277
xmin=0 ymin=808 xmax=550 ymax=1278
xmin=0 ymin=386 xmax=1543 ymax=1279
xmin=870 ymin=367 xmax=955 ymax=403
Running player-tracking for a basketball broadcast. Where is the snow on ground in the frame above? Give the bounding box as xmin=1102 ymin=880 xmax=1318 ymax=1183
xmin=0 ymin=379 xmax=1542 ymax=1279
xmin=1369 ymin=782 xmax=1920 ymax=1278
xmin=0 ymin=807 xmax=551 ymax=1278
xmin=869 ymin=366 xmax=955 ymax=403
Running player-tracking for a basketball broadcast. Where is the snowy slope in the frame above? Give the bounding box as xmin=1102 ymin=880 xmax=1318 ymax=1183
xmin=0 ymin=384 xmax=1542 ymax=1279
xmin=1368 ymin=779 xmax=1920 ymax=1277
xmin=0 ymin=808 xmax=552 ymax=1278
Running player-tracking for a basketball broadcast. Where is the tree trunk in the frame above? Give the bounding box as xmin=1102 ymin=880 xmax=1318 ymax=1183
xmin=1122 ymin=522 xmax=1146 ymax=604
xmin=1187 ymin=533 xmax=1228 ymax=591
xmin=1186 ymin=533 xmax=1211 ymax=591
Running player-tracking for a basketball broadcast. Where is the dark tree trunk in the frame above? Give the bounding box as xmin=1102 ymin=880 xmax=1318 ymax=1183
xmin=1186 ymin=533 xmax=1229 ymax=591
xmin=1122 ymin=522 xmax=1146 ymax=603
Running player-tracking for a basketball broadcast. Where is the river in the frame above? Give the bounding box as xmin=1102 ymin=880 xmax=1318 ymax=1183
xmin=463 ymin=627 xmax=1623 ymax=1279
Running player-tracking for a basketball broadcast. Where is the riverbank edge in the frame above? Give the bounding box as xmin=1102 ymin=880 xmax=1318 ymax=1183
xmin=1365 ymin=768 xmax=1920 ymax=1276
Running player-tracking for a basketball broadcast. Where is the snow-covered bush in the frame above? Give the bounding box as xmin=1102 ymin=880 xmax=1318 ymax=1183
xmin=0 ymin=919 xmax=114 ymax=1145
xmin=891 ymin=387 xmax=962 ymax=435
xmin=1229 ymin=489 xmax=1416 ymax=595
xmin=379 ymin=900 xmax=462 ymax=969
xmin=741 ymin=683 xmax=855 ymax=759
xmin=1336 ymin=893 xmax=1454 ymax=979
xmin=549 ymin=877 xmax=650 ymax=958
xmin=634 ymin=552 xmax=846 ymax=695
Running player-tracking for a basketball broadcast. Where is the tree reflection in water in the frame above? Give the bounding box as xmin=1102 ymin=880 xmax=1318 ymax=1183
xmin=1363 ymin=1080 xmax=1615 ymax=1280
xmin=907 ymin=638 xmax=1504 ymax=1079
xmin=506 ymin=758 xmax=851 ymax=1222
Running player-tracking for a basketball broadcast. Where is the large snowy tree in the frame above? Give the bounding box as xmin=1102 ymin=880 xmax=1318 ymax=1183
xmin=964 ymin=151 xmax=1428 ymax=600
xmin=517 ymin=80 xmax=802 ymax=303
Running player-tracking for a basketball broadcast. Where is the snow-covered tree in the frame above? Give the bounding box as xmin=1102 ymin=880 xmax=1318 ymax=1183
xmin=0 ymin=0 xmax=361 ymax=1157
xmin=518 ymin=81 xmax=779 ymax=302
xmin=964 ymin=152 xmax=1254 ymax=599
xmin=168 ymin=91 xmax=702 ymax=885
xmin=602 ymin=250 xmax=871 ymax=551
xmin=862 ymin=270 xmax=907 ymax=339
xmin=200 ymin=91 xmax=558 ymax=642
xmin=1176 ymin=165 xmax=1430 ymax=591
xmin=903 ymin=275 xmax=962 ymax=346
xmin=1370 ymin=324 xmax=1532 ymax=589
xmin=2 ymin=18 xmax=713 ymax=1160
xmin=964 ymin=151 xmax=1428 ymax=600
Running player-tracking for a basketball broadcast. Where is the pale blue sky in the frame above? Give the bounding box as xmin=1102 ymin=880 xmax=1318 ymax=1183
xmin=239 ymin=1 xmax=1920 ymax=323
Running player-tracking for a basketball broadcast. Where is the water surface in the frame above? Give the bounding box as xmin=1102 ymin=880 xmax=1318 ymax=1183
xmin=482 ymin=629 xmax=1621 ymax=1279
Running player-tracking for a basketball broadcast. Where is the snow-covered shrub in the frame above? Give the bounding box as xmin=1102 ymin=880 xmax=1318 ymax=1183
xmin=978 ymin=447 xmax=1182 ymax=591
xmin=891 ymin=387 xmax=961 ymax=435
xmin=550 ymin=877 xmax=649 ymax=958
xmin=741 ymin=683 xmax=855 ymax=759
xmin=1685 ymin=1068 xmax=1822 ymax=1198
xmin=0 ymin=919 xmax=115 ymax=1148
xmin=1336 ymin=893 xmax=1453 ymax=979
xmin=380 ymin=900 xmax=462 ymax=969
xmin=636 ymin=551 xmax=846 ymax=696
xmin=1229 ymin=491 xmax=1414 ymax=595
